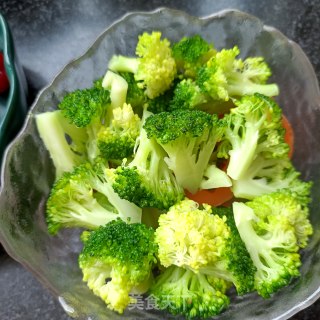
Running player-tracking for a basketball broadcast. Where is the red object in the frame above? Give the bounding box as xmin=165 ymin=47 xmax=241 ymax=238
xmin=282 ymin=115 xmax=294 ymax=158
xmin=0 ymin=52 xmax=10 ymax=93
xmin=186 ymin=187 xmax=234 ymax=207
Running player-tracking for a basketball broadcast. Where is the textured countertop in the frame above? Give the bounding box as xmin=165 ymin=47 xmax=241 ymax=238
xmin=0 ymin=0 xmax=320 ymax=319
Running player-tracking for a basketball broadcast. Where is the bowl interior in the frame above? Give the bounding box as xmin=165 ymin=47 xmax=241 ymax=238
xmin=0 ymin=8 xmax=320 ymax=320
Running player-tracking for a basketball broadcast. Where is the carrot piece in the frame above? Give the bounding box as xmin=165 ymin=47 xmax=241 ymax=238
xmin=282 ymin=115 xmax=294 ymax=158
xmin=186 ymin=187 xmax=234 ymax=207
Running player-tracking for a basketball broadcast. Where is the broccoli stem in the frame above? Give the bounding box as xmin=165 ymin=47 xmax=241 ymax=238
xmin=200 ymin=164 xmax=232 ymax=189
xmin=108 ymin=55 xmax=140 ymax=74
xmin=165 ymin=132 xmax=221 ymax=193
xmin=53 ymin=200 xmax=115 ymax=232
xmin=228 ymin=82 xmax=279 ymax=98
xmin=102 ymin=70 xmax=128 ymax=112
xmin=36 ymin=111 xmax=84 ymax=177
xmin=226 ymin=110 xmax=268 ymax=180
xmin=232 ymin=177 xmax=271 ymax=199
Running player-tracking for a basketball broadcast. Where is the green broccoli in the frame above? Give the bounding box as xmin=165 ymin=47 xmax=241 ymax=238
xmin=217 ymin=93 xmax=289 ymax=180
xmin=233 ymin=194 xmax=305 ymax=298
xmin=155 ymin=199 xmax=255 ymax=295
xmin=46 ymin=161 xmax=142 ymax=234
xmin=97 ymin=103 xmax=141 ymax=161
xmin=145 ymin=83 xmax=177 ymax=114
xmin=57 ymin=83 xmax=111 ymax=161
xmin=172 ymin=34 xmax=216 ymax=78
xmin=232 ymin=155 xmax=312 ymax=206
xmin=143 ymin=109 xmax=225 ymax=193
xmin=168 ymin=79 xmax=210 ymax=111
xmin=109 ymin=110 xmax=184 ymax=210
xmin=58 ymin=85 xmax=111 ymax=128
xmin=108 ymin=31 xmax=177 ymax=98
xmin=79 ymin=219 xmax=158 ymax=314
xmin=196 ymin=46 xmax=279 ymax=101
xmin=36 ymin=110 xmax=88 ymax=178
xmin=245 ymin=192 xmax=313 ymax=249
xmin=150 ymin=266 xmax=230 ymax=319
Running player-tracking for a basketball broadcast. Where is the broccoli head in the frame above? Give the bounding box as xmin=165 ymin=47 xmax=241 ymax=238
xmin=196 ymin=46 xmax=279 ymax=101
xmin=144 ymin=109 xmax=225 ymax=193
xmin=172 ymin=34 xmax=216 ymax=78
xmin=233 ymin=199 xmax=303 ymax=298
xmin=145 ymin=81 xmax=177 ymax=114
xmin=109 ymin=113 xmax=184 ymax=210
xmin=155 ymin=199 xmax=230 ymax=271
xmin=79 ymin=219 xmax=158 ymax=313
xmin=246 ymin=192 xmax=313 ymax=249
xmin=97 ymin=103 xmax=141 ymax=161
xmin=218 ymin=93 xmax=289 ymax=180
xmin=58 ymin=85 xmax=111 ymax=128
xmin=150 ymin=266 xmax=230 ymax=319
xmin=46 ymin=161 xmax=142 ymax=234
xmin=57 ymin=82 xmax=112 ymax=161
xmin=168 ymin=79 xmax=210 ymax=111
xmin=109 ymin=31 xmax=177 ymax=99
xmin=155 ymin=199 xmax=255 ymax=295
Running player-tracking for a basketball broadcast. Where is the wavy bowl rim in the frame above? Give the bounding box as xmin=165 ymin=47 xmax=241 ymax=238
xmin=0 ymin=7 xmax=320 ymax=320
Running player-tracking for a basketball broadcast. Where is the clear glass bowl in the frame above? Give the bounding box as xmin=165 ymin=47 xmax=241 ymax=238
xmin=0 ymin=8 xmax=320 ymax=320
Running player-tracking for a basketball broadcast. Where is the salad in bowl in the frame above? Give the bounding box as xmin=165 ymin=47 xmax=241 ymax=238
xmin=0 ymin=8 xmax=319 ymax=320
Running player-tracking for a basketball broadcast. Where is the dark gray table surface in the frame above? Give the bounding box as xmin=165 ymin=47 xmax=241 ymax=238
xmin=0 ymin=0 xmax=320 ymax=319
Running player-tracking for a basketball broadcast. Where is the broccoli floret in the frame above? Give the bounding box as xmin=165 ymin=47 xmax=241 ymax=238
xmin=110 ymin=110 xmax=184 ymax=210
xmin=150 ymin=266 xmax=230 ymax=319
xmin=144 ymin=109 xmax=225 ymax=193
xmin=97 ymin=103 xmax=141 ymax=161
xmin=232 ymin=155 xmax=312 ymax=206
xmin=58 ymin=85 xmax=111 ymax=128
xmin=46 ymin=161 xmax=142 ymax=234
xmin=233 ymin=199 xmax=302 ymax=298
xmin=246 ymin=192 xmax=313 ymax=249
xmin=155 ymin=199 xmax=230 ymax=270
xmin=172 ymin=34 xmax=216 ymax=78
xmin=145 ymin=92 xmax=171 ymax=114
xmin=155 ymin=199 xmax=255 ymax=295
xmin=196 ymin=46 xmax=279 ymax=101
xmin=36 ymin=110 xmax=87 ymax=178
xmin=93 ymin=77 xmax=104 ymax=89
xmin=118 ymin=71 xmax=146 ymax=109
xmin=57 ymin=83 xmax=112 ymax=161
xmin=168 ymin=78 xmax=235 ymax=115
xmin=145 ymin=82 xmax=177 ymax=114
xmin=108 ymin=31 xmax=177 ymax=99
xmin=168 ymin=79 xmax=210 ymax=111
xmin=218 ymin=93 xmax=289 ymax=180
xmin=79 ymin=220 xmax=157 ymax=314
